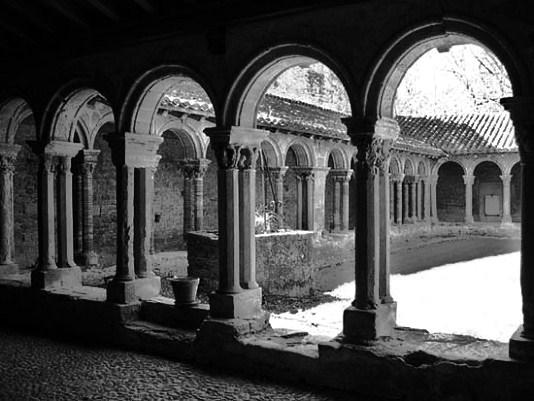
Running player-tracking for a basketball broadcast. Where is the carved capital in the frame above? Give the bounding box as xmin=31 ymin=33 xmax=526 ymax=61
xmin=500 ymin=174 xmax=512 ymax=185
xmin=353 ymin=135 xmax=394 ymax=176
xmin=463 ymin=174 xmax=475 ymax=186
xmin=57 ymin=156 xmax=72 ymax=174
xmin=41 ymin=154 xmax=57 ymax=173
xmin=213 ymin=143 xmax=260 ymax=170
xmin=180 ymin=158 xmax=211 ymax=179
xmin=268 ymin=166 xmax=288 ymax=180
xmin=331 ymin=168 xmax=353 ymax=182
xmin=0 ymin=154 xmax=17 ymax=173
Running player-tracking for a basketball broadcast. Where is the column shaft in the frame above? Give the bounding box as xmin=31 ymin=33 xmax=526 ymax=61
xmin=424 ymin=178 xmax=431 ymax=222
xmin=431 ymin=175 xmax=438 ymax=222
xmin=416 ymin=178 xmax=422 ymax=220
xmin=57 ymin=156 xmax=76 ymax=268
xmin=38 ymin=155 xmax=57 ymax=270
xmin=333 ymin=179 xmax=341 ymax=231
xmin=296 ymin=175 xmax=303 ymax=230
xmin=183 ymin=175 xmax=193 ymax=233
xmin=464 ymin=175 xmax=474 ymax=224
xmin=134 ymin=166 xmax=156 ymax=278
xmin=402 ymin=182 xmax=409 ymax=223
xmin=341 ymin=177 xmax=350 ymax=231
xmin=501 ymin=174 xmax=512 ymax=223
xmin=410 ymin=180 xmax=417 ymax=221
xmin=0 ymin=147 xmax=18 ymax=269
xmin=115 ymin=164 xmax=136 ymax=281
xmin=74 ymin=170 xmax=84 ymax=260
xmin=395 ymin=179 xmax=402 ymax=224
xmin=239 ymin=168 xmax=258 ymax=289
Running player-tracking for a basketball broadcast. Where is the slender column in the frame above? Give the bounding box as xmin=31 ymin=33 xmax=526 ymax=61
xmin=0 ymin=145 xmax=20 ymax=273
xmin=239 ymin=147 xmax=259 ymax=289
xmin=134 ymin=162 xmax=159 ymax=279
xmin=402 ymin=180 xmax=409 ymax=223
xmin=424 ymin=177 xmax=431 ymax=223
xmin=57 ymin=156 xmax=76 ymax=268
xmin=74 ymin=168 xmax=84 ymax=261
xmin=430 ymin=174 xmax=439 ymax=223
xmin=296 ymin=173 xmax=303 ymax=229
xmin=416 ymin=177 xmax=423 ymax=221
xmin=182 ymin=167 xmax=194 ymax=234
xmin=333 ymin=179 xmax=341 ymax=231
xmin=180 ymin=159 xmax=210 ymax=233
xmin=389 ymin=179 xmax=394 ymax=222
xmin=341 ymin=171 xmax=352 ymax=231
xmin=395 ymin=175 xmax=403 ymax=225
xmin=502 ymin=97 xmax=534 ymax=360
xmin=463 ymin=174 xmax=474 ymax=224
xmin=38 ymin=154 xmax=57 ymax=270
xmin=193 ymin=159 xmax=209 ymax=231
xmin=409 ymin=178 xmax=417 ymax=222
xmin=305 ymin=171 xmax=315 ymax=230
xmin=343 ymin=117 xmax=398 ymax=342
xmin=269 ymin=167 xmax=287 ymax=216
xmin=501 ymin=174 xmax=512 ymax=224
xmin=81 ymin=150 xmax=99 ymax=267
xmin=205 ymin=126 xmax=268 ymax=321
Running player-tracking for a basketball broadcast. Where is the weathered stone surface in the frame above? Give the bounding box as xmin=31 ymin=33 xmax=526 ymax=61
xmin=140 ymin=296 xmax=209 ymax=329
xmin=343 ymin=303 xmax=397 ymax=342
xmin=209 ymin=287 xmax=263 ymax=319
xmin=31 ymin=266 xmax=82 ymax=290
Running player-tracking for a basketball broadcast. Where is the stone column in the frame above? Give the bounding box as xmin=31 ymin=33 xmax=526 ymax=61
xmin=402 ymin=179 xmax=409 ymax=223
xmin=74 ymin=168 xmax=84 ymax=263
xmin=502 ymin=97 xmax=534 ymax=360
xmin=343 ymin=117 xmax=398 ymax=342
xmin=80 ymin=150 xmax=100 ymax=267
xmin=57 ymin=156 xmax=77 ymax=268
xmin=205 ymin=126 xmax=268 ymax=322
xmin=395 ymin=175 xmax=404 ymax=225
xmin=32 ymin=141 xmax=83 ymax=290
xmin=106 ymin=133 xmax=162 ymax=304
xmin=296 ymin=173 xmax=303 ymax=229
xmin=430 ymin=174 xmax=439 ymax=223
xmin=501 ymin=174 xmax=512 ymax=224
xmin=333 ymin=178 xmax=341 ymax=231
xmin=389 ymin=179 xmax=394 ymax=223
xmin=463 ymin=174 xmax=474 ymax=224
xmin=424 ymin=177 xmax=431 ymax=223
xmin=180 ymin=159 xmax=210 ymax=233
xmin=269 ymin=167 xmax=287 ymax=216
xmin=416 ymin=177 xmax=423 ymax=221
xmin=0 ymin=144 xmax=20 ymax=274
xmin=409 ymin=178 xmax=417 ymax=222
xmin=340 ymin=171 xmax=352 ymax=231
xmin=134 ymin=161 xmax=160 ymax=280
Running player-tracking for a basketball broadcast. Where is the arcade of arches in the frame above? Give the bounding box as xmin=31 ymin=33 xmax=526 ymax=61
xmin=3 ymin=2 xmax=534 ymax=398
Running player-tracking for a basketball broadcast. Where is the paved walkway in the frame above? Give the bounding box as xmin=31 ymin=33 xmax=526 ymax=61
xmin=0 ymin=328 xmax=359 ymax=401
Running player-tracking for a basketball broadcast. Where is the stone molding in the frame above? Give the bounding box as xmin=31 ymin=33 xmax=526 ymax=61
xmin=179 ymin=158 xmax=211 ymax=179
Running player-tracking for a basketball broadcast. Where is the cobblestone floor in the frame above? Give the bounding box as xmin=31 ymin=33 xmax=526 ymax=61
xmin=0 ymin=328 xmax=360 ymax=401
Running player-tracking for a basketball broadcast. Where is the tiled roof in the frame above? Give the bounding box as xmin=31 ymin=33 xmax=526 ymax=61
xmin=397 ymin=114 xmax=517 ymax=155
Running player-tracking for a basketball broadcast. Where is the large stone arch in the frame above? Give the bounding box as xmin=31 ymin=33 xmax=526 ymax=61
xmin=0 ymin=98 xmax=33 ymax=144
xmin=363 ymin=18 xmax=530 ymax=119
xmin=260 ymin=138 xmax=283 ymax=168
xmin=223 ymin=43 xmax=355 ymax=129
xmin=157 ymin=119 xmax=204 ymax=161
xmin=285 ymin=140 xmax=313 ymax=167
xmin=327 ymin=147 xmax=348 ymax=170
xmin=403 ymin=158 xmax=415 ymax=176
xmin=119 ymin=65 xmax=218 ymax=135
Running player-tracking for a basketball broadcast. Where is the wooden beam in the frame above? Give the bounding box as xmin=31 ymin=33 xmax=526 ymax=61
xmin=40 ymin=0 xmax=90 ymax=29
xmin=85 ymin=0 xmax=121 ymax=21
xmin=132 ymin=0 xmax=157 ymax=14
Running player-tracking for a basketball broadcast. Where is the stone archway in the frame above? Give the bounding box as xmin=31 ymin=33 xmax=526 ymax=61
xmin=437 ymin=161 xmax=466 ymax=222
xmin=473 ymin=161 xmax=503 ymax=222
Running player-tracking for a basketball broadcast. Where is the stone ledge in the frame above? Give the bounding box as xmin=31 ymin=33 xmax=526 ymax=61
xmin=140 ymin=296 xmax=209 ymax=329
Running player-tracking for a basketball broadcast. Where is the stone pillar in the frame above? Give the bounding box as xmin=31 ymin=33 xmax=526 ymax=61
xmin=416 ymin=177 xmax=422 ymax=221
xmin=106 ymin=133 xmax=162 ymax=304
xmin=333 ymin=179 xmax=341 ymax=231
xmin=32 ymin=141 xmax=83 ymax=290
xmin=409 ymin=178 xmax=417 ymax=222
xmin=205 ymin=126 xmax=268 ymax=321
xmin=463 ymin=174 xmax=474 ymax=224
xmin=389 ymin=179 xmax=394 ymax=223
xmin=501 ymin=174 xmax=512 ymax=224
xmin=296 ymin=173 xmax=303 ymax=229
xmin=269 ymin=167 xmax=287 ymax=216
xmin=74 ymin=168 xmax=84 ymax=263
xmin=0 ymin=144 xmax=20 ymax=274
xmin=424 ymin=177 xmax=431 ymax=223
xmin=180 ymin=159 xmax=210 ymax=233
xmin=343 ymin=117 xmax=398 ymax=342
xmin=134 ymin=161 xmax=160 ymax=279
xmin=340 ymin=171 xmax=352 ymax=231
xmin=80 ymin=150 xmax=100 ymax=267
xmin=502 ymin=97 xmax=534 ymax=360
xmin=402 ymin=179 xmax=409 ymax=223
xmin=430 ymin=174 xmax=439 ymax=223
xmin=395 ymin=175 xmax=404 ymax=225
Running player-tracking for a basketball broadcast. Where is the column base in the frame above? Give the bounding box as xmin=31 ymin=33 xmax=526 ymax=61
xmin=107 ymin=276 xmax=161 ymax=304
xmin=343 ymin=302 xmax=397 ymax=343
xmin=197 ymin=310 xmax=270 ymax=341
xmin=465 ymin=217 xmax=474 ymax=224
xmin=509 ymin=325 xmax=534 ymax=361
xmin=209 ymin=287 xmax=263 ymax=319
xmin=31 ymin=266 xmax=82 ymax=290
xmin=0 ymin=263 xmax=19 ymax=276
xmin=84 ymin=251 xmax=99 ymax=268
xmin=501 ymin=216 xmax=513 ymax=225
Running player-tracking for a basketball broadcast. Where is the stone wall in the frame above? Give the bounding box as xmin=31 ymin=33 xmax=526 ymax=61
xmin=437 ymin=164 xmax=465 ymax=222
xmin=186 ymin=230 xmax=355 ymax=296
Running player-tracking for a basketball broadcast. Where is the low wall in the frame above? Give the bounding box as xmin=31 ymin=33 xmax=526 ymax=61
xmin=186 ymin=230 xmax=355 ymax=296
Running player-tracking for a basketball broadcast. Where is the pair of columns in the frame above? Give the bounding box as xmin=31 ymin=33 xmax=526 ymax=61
xmin=0 ymin=144 xmax=20 ymax=274
xmin=342 ymin=117 xmax=399 ymax=341
xmin=179 ymin=159 xmax=210 ymax=234
xmin=73 ymin=150 xmax=100 ymax=267
xmin=31 ymin=141 xmax=84 ymax=289
xmin=330 ymin=169 xmax=352 ymax=232
xmin=463 ymin=173 xmax=513 ymax=224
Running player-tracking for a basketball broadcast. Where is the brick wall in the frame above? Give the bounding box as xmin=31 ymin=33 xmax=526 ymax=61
xmin=13 ymin=122 xmax=39 ymax=268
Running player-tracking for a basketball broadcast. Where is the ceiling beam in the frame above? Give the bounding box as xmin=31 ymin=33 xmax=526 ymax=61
xmin=85 ymin=0 xmax=121 ymax=21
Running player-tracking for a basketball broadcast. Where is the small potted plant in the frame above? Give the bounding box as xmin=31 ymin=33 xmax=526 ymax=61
xmin=168 ymin=275 xmax=200 ymax=306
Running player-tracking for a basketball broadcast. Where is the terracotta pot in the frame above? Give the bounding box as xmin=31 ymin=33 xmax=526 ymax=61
xmin=169 ymin=277 xmax=200 ymax=306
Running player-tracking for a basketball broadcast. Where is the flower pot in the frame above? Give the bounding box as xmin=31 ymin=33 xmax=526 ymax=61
xmin=169 ymin=277 xmax=200 ymax=306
